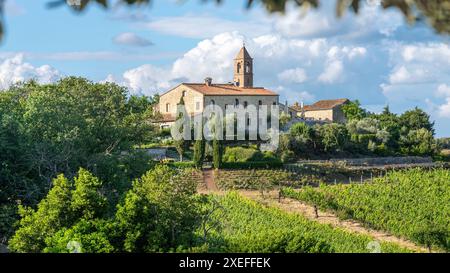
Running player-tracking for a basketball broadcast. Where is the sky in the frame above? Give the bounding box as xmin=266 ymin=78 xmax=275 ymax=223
xmin=0 ymin=0 xmax=449 ymax=137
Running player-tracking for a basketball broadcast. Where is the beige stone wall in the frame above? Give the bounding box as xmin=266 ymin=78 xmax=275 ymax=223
xmin=203 ymin=95 xmax=278 ymax=111
xmin=303 ymin=109 xmax=334 ymax=122
xmin=158 ymin=85 xmax=204 ymax=116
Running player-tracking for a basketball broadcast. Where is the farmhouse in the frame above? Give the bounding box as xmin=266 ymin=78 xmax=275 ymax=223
xmin=291 ymin=99 xmax=350 ymax=123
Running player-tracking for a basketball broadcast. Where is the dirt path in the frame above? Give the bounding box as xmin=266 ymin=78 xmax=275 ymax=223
xmin=202 ymin=168 xmax=219 ymax=192
xmin=238 ymin=190 xmax=430 ymax=253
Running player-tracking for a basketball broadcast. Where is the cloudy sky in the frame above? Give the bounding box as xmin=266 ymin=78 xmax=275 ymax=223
xmin=1 ymin=0 xmax=449 ymax=136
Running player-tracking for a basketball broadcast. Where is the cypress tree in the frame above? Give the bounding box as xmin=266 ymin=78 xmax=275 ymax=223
xmin=212 ymin=138 xmax=222 ymax=169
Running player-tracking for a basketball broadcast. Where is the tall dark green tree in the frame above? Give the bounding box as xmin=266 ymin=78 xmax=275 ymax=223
xmin=212 ymin=138 xmax=223 ymax=169
xmin=193 ymin=139 xmax=206 ymax=169
xmin=174 ymin=97 xmax=188 ymax=162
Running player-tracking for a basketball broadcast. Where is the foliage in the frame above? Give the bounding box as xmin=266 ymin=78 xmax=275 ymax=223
xmin=193 ymin=139 xmax=206 ymax=168
xmin=400 ymin=107 xmax=435 ymax=135
xmin=222 ymin=146 xmax=279 ymax=163
xmin=221 ymin=161 xmax=283 ymax=170
xmin=212 ymin=139 xmax=223 ymax=169
xmin=341 ymin=100 xmax=367 ymax=121
xmin=0 ymin=79 xmax=156 ymax=243
xmin=400 ymin=128 xmax=437 ymax=156
xmin=216 ymin=169 xmax=303 ymax=190
xmin=317 ymin=123 xmax=349 ymax=153
xmin=173 ymin=96 xmax=188 ymax=162
xmin=282 ymin=168 xmax=450 ymax=251
xmin=43 ymin=219 xmax=115 ymax=253
xmin=8 ymin=169 xmax=107 ymax=252
xmin=112 ymin=165 xmax=200 ymax=252
xmin=204 ymin=193 xmax=409 ymax=253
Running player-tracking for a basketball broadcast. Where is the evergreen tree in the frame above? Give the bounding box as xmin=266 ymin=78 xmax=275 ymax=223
xmin=193 ymin=139 xmax=205 ymax=169
xmin=212 ymin=138 xmax=223 ymax=169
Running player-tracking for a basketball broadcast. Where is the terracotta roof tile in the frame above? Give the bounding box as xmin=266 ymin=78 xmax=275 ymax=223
xmin=184 ymin=83 xmax=278 ymax=96
xmin=291 ymin=99 xmax=349 ymax=111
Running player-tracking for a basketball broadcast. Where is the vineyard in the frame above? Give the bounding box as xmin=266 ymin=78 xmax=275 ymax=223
xmin=281 ymin=168 xmax=450 ymax=251
xmin=214 ymin=169 xmax=307 ymax=190
xmin=203 ymin=193 xmax=410 ymax=253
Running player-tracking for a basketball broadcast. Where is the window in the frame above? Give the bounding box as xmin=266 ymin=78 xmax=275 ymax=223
xmin=196 ymin=101 xmax=201 ymax=110
xmin=182 ymin=90 xmax=187 ymax=97
xmin=166 ymin=103 xmax=170 ymax=112
xmin=245 ymin=62 xmax=250 ymax=73
xmin=237 ymin=63 xmax=241 ymax=73
xmin=235 ymin=99 xmax=239 ymax=106
xmin=244 ymin=101 xmax=248 ymax=108
xmin=258 ymin=100 xmax=262 ymax=106
xmin=210 ymin=100 xmax=215 ymax=105
xmin=247 ymin=118 xmax=251 ymax=126
xmin=273 ymin=102 xmax=277 ymax=106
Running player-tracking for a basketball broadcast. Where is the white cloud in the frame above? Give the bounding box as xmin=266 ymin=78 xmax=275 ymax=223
xmin=437 ymin=98 xmax=450 ymax=118
xmin=0 ymin=54 xmax=60 ymax=90
xmin=103 ymin=64 xmax=175 ymax=96
xmin=389 ymin=66 xmax=430 ymax=84
xmin=277 ymin=68 xmax=307 ymax=83
xmin=143 ymin=15 xmax=267 ymax=39
xmin=436 ymin=84 xmax=450 ymax=98
xmin=105 ymin=32 xmax=369 ymax=99
xmin=113 ymin=32 xmax=153 ymax=47
xmin=318 ymin=60 xmax=343 ymax=84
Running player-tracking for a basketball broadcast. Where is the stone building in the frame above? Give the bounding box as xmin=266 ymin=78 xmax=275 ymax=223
xmin=156 ymin=46 xmax=279 ymax=128
xmin=291 ymin=98 xmax=350 ymax=123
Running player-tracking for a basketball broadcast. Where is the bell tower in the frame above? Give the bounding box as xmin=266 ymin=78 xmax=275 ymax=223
xmin=233 ymin=45 xmax=253 ymax=88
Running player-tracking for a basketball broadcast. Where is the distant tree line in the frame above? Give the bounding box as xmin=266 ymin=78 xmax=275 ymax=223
xmin=278 ymin=100 xmax=438 ymax=161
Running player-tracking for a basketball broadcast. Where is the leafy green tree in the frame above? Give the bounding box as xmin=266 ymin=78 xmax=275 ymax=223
xmin=289 ymin=122 xmax=313 ymax=155
xmin=341 ymin=100 xmax=367 ymax=121
xmin=113 ymin=165 xmax=199 ymax=252
xmin=174 ymin=97 xmax=188 ymax=162
xmin=8 ymin=169 xmax=107 ymax=253
xmin=317 ymin=123 xmax=349 ymax=153
xmin=400 ymin=107 xmax=435 ymax=135
xmin=43 ymin=219 xmax=115 ymax=253
xmin=374 ymin=106 xmax=401 ymax=149
xmin=400 ymin=128 xmax=437 ymax=156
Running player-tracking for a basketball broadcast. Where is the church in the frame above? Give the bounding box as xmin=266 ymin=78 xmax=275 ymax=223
xmin=156 ymin=46 xmax=349 ymax=128
xmin=156 ymin=46 xmax=279 ymax=128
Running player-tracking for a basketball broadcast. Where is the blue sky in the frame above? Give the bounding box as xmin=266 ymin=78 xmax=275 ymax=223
xmin=1 ymin=0 xmax=449 ymax=136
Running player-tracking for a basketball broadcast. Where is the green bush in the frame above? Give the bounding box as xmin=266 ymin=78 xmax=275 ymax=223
xmin=169 ymin=161 xmax=196 ymax=169
xmin=223 ymin=146 xmax=279 ymax=163
xmin=221 ymin=160 xmax=283 ymax=169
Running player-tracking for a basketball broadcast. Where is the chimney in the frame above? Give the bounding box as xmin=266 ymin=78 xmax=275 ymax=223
xmin=204 ymin=77 xmax=212 ymax=86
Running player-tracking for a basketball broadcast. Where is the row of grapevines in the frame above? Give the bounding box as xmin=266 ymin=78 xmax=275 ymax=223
xmin=215 ymin=169 xmax=307 ymax=190
xmin=281 ymin=168 xmax=450 ymax=251
xmin=203 ymin=192 xmax=410 ymax=253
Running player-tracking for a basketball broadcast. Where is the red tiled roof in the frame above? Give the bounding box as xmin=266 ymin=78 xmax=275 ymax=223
xmin=292 ymin=99 xmax=349 ymax=111
xmin=184 ymin=83 xmax=278 ymax=96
